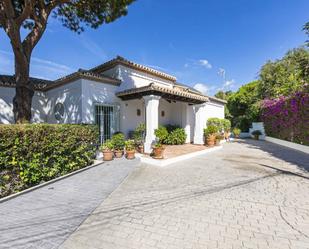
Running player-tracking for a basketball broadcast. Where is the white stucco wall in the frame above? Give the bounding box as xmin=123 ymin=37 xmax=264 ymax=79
xmin=45 ymin=80 xmax=82 ymax=124
xmin=0 ymin=86 xmax=46 ymax=124
xmin=204 ymin=100 xmax=225 ymax=125
xmin=102 ymin=65 xmax=174 ymax=91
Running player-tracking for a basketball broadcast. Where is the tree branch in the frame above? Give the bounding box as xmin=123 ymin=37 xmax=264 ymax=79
xmin=16 ymin=0 xmax=33 ymax=26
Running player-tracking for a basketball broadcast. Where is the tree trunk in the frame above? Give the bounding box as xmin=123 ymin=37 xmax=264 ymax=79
xmin=13 ymin=54 xmax=34 ymax=124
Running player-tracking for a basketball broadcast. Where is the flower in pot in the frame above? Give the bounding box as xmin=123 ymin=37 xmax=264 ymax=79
xmin=233 ymin=127 xmax=241 ymax=138
xmin=215 ymin=133 xmax=224 ymax=146
xmin=125 ymin=140 xmax=136 ymax=160
xmin=204 ymin=125 xmax=218 ymax=146
xmin=252 ymin=130 xmax=262 ymax=140
xmin=112 ymin=133 xmax=125 ymax=158
xmin=100 ymin=139 xmax=114 ymax=161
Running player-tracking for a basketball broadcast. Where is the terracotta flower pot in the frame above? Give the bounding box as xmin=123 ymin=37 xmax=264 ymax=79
xmin=126 ymin=150 xmax=135 ymax=160
xmin=114 ymin=150 xmax=123 ymax=158
xmin=215 ymin=139 xmax=221 ymax=146
xmin=137 ymin=145 xmax=144 ymax=154
xmin=206 ymin=135 xmax=215 ymax=146
xmin=103 ymin=150 xmax=113 ymax=161
xmin=152 ymin=146 xmax=165 ymax=159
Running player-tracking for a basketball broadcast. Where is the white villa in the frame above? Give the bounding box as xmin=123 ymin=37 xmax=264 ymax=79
xmin=0 ymin=56 xmax=226 ymax=153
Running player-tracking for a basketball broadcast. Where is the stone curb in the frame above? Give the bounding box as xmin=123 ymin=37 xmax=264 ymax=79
xmin=0 ymin=160 xmax=104 ymax=203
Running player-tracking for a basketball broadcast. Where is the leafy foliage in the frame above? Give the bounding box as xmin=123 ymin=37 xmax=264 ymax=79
xmin=226 ymin=81 xmax=261 ymax=131
xmin=261 ymin=92 xmax=309 ymax=145
xmin=154 ymin=125 xmax=187 ymax=145
xmin=259 ymin=47 xmax=309 ymax=99
xmin=100 ymin=139 xmax=114 ymax=151
xmin=232 ymin=127 xmax=241 ymax=136
xmin=154 ymin=126 xmax=168 ymax=144
xmin=203 ymin=125 xmax=218 ymax=137
xmin=125 ymin=140 xmax=135 ymax=151
xmin=164 ymin=128 xmax=187 ymax=145
xmin=207 ymin=118 xmax=231 ymax=132
xmin=112 ymin=133 xmax=125 ymax=150
xmin=0 ymin=124 xmax=98 ymax=198
xmin=133 ymin=123 xmax=146 ymax=146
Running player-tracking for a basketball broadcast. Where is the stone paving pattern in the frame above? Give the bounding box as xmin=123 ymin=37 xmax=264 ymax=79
xmin=60 ymin=140 xmax=309 ymax=249
xmin=0 ymin=158 xmax=139 ymax=249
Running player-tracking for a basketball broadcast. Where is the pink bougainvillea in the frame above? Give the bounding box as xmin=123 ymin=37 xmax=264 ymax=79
xmin=261 ymin=91 xmax=309 ymax=145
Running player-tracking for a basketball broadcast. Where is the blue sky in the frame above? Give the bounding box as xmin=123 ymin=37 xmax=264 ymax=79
xmin=0 ymin=0 xmax=308 ymax=96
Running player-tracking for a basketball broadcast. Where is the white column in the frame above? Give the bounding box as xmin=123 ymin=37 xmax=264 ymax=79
xmin=182 ymin=104 xmax=192 ymax=143
xmin=193 ymin=103 xmax=207 ymax=145
xmin=143 ymin=95 xmax=161 ymax=153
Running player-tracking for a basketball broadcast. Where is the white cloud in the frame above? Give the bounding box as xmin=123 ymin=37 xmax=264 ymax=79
xmin=224 ymin=79 xmax=235 ymax=87
xmin=193 ymin=83 xmax=209 ymax=95
xmin=198 ymin=59 xmax=212 ymax=69
xmin=0 ymin=50 xmax=75 ymax=79
xmin=80 ymin=35 xmax=107 ymax=60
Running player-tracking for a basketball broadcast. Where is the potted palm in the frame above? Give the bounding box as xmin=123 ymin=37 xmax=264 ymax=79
xmin=100 ymin=139 xmax=114 ymax=161
xmin=252 ymin=130 xmax=262 ymax=140
xmin=204 ymin=125 xmax=218 ymax=146
xmin=112 ymin=133 xmax=125 ymax=158
xmin=125 ymin=140 xmax=136 ymax=159
xmin=233 ymin=127 xmax=241 ymax=138
xmin=152 ymin=126 xmax=168 ymax=159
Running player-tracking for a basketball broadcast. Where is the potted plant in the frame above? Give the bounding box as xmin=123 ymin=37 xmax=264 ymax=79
xmin=204 ymin=125 xmax=218 ymax=146
xmin=133 ymin=123 xmax=146 ymax=153
xmin=233 ymin=127 xmax=241 ymax=138
xmin=125 ymin=140 xmax=136 ymax=160
xmin=152 ymin=126 xmax=168 ymax=159
xmin=252 ymin=130 xmax=262 ymax=140
xmin=100 ymin=139 xmax=114 ymax=161
xmin=215 ymin=133 xmax=224 ymax=146
xmin=152 ymin=142 xmax=165 ymax=159
xmin=112 ymin=133 xmax=125 ymax=158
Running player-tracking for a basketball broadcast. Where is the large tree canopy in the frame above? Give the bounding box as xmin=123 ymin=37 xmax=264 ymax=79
xmin=0 ymin=0 xmax=135 ymax=123
xmin=258 ymin=47 xmax=309 ymax=99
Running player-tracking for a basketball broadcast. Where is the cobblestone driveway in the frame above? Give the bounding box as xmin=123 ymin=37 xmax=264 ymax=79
xmin=0 ymin=158 xmax=139 ymax=249
xmin=60 ymin=140 xmax=309 ymax=249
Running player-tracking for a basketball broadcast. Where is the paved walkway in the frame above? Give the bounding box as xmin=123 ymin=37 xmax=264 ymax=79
xmin=0 ymin=158 xmax=140 ymax=249
xmin=59 ymin=140 xmax=309 ymax=249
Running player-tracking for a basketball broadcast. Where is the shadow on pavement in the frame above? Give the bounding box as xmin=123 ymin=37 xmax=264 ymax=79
xmin=235 ymin=139 xmax=309 ymax=173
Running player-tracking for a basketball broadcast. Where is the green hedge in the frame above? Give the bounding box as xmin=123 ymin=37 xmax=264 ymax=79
xmin=0 ymin=124 xmax=98 ymax=198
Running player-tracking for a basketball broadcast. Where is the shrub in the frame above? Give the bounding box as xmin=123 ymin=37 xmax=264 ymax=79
xmin=165 ymin=124 xmax=180 ymax=133
xmin=207 ymin=118 xmax=223 ymax=131
xmin=112 ymin=133 xmax=125 ymax=150
xmin=232 ymin=127 xmax=241 ymax=137
xmin=252 ymin=130 xmax=262 ymax=136
xmin=165 ymin=128 xmax=187 ymax=145
xmin=0 ymin=124 xmax=98 ymax=198
xmin=154 ymin=126 xmax=168 ymax=143
xmin=222 ymin=119 xmax=231 ymax=131
xmin=204 ymin=125 xmax=218 ymax=137
xmin=207 ymin=118 xmax=231 ymax=132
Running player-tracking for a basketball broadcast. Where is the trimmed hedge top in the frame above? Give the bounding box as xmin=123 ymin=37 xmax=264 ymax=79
xmin=0 ymin=124 xmax=98 ymax=198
